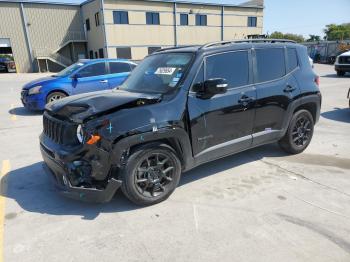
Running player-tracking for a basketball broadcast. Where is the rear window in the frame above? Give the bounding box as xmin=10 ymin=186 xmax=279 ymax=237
xmin=206 ymin=51 xmax=249 ymax=88
xmin=109 ymin=62 xmax=131 ymax=74
xmin=287 ymin=48 xmax=298 ymax=72
xmin=255 ymin=48 xmax=286 ymax=82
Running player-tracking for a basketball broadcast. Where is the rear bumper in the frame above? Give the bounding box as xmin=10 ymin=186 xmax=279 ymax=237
xmin=40 ymin=136 xmax=121 ymax=203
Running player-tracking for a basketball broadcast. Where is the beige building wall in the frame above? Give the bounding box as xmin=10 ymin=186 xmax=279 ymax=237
xmin=0 ymin=2 xmax=32 ymax=72
xmin=82 ymin=0 xmax=106 ymax=58
xmin=25 ymin=3 xmax=84 ymax=56
xmin=102 ymin=0 xmax=263 ymax=60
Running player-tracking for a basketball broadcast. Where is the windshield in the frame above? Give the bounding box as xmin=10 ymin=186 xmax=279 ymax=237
xmin=54 ymin=62 xmax=85 ymax=77
xmin=119 ymin=53 xmax=193 ymax=94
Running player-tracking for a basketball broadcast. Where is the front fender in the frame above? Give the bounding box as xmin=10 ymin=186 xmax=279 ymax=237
xmin=110 ymin=127 xmax=194 ymax=171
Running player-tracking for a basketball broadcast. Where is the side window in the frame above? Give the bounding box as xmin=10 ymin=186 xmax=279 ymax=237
xmin=109 ymin=62 xmax=131 ymax=74
xmin=206 ymin=51 xmax=249 ymax=88
xmin=287 ymin=48 xmax=298 ymax=72
xmin=255 ymin=48 xmax=286 ymax=82
xmin=78 ymin=62 xmax=107 ymax=78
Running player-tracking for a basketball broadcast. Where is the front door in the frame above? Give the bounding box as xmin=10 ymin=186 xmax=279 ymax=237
xmin=72 ymin=62 xmax=109 ymax=94
xmin=188 ymin=50 xmax=256 ymax=162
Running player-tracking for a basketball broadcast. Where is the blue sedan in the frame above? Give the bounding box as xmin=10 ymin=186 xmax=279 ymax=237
xmin=21 ymin=59 xmax=136 ymax=111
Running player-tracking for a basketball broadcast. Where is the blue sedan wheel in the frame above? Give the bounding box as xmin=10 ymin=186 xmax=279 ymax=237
xmin=47 ymin=92 xmax=67 ymax=104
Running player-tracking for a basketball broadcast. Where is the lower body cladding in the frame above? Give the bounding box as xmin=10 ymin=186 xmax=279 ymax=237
xmin=40 ymin=134 xmax=121 ymax=203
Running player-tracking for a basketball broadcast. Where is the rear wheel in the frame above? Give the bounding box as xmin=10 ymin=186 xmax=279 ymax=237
xmin=46 ymin=91 xmax=67 ymax=104
xmin=120 ymin=143 xmax=181 ymax=206
xmin=336 ymin=70 xmax=345 ymax=76
xmin=279 ymin=110 xmax=314 ymax=154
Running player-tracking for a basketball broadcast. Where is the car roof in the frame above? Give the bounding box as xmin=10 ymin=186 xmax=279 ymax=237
xmin=154 ymin=39 xmax=303 ymax=56
xmin=78 ymin=58 xmax=136 ymax=64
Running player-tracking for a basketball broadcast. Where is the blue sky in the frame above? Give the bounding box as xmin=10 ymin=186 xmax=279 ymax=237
xmin=263 ymin=0 xmax=350 ymax=38
xmin=26 ymin=0 xmax=350 ymax=38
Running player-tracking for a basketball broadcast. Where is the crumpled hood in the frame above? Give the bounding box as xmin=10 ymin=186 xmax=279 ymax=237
xmin=46 ymin=89 xmax=162 ymax=122
xmin=23 ymin=76 xmax=59 ymax=89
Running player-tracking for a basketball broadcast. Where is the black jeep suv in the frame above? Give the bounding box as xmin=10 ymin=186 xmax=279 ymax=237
xmin=40 ymin=39 xmax=321 ymax=205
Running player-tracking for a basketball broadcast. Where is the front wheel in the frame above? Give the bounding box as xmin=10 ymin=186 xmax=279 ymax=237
xmin=120 ymin=144 xmax=182 ymax=205
xmin=279 ymin=110 xmax=314 ymax=154
xmin=46 ymin=91 xmax=67 ymax=104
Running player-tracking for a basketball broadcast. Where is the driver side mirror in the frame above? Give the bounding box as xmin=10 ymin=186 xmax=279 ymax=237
xmin=72 ymin=73 xmax=81 ymax=80
xmin=194 ymin=78 xmax=228 ymax=99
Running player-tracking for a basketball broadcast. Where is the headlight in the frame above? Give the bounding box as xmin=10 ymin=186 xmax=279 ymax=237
xmin=76 ymin=124 xmax=84 ymax=143
xmin=28 ymin=85 xmax=42 ymax=95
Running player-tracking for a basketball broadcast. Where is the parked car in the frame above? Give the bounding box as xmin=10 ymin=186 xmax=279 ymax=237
xmin=40 ymin=39 xmax=321 ymax=205
xmin=0 ymin=57 xmax=16 ymax=73
xmin=21 ymin=59 xmax=137 ymax=111
xmin=308 ymin=56 xmax=314 ymax=68
xmin=335 ymin=50 xmax=350 ymax=76
xmin=347 ymin=88 xmax=350 ymax=107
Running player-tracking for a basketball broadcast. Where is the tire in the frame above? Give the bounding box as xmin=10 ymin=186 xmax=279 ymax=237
xmin=46 ymin=91 xmax=67 ymax=104
xmin=336 ymin=70 xmax=345 ymax=77
xmin=120 ymin=143 xmax=181 ymax=206
xmin=279 ymin=110 xmax=314 ymax=154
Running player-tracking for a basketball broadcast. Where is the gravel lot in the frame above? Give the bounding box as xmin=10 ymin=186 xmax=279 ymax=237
xmin=0 ymin=64 xmax=350 ymax=262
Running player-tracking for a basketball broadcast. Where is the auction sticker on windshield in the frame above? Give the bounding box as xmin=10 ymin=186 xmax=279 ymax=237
xmin=155 ymin=67 xmax=176 ymax=75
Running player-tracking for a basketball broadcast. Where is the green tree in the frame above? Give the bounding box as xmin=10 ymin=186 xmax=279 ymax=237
xmin=269 ymin=31 xmax=305 ymax=43
xmin=324 ymin=23 xmax=350 ymax=40
xmin=307 ymin=34 xmax=321 ymax=42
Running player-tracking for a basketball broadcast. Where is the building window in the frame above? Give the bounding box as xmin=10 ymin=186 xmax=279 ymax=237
xmin=146 ymin=12 xmax=160 ymax=25
xmin=89 ymin=50 xmax=93 ymax=59
xmin=99 ymin=48 xmax=104 ymax=58
xmin=248 ymin=16 xmax=257 ymax=27
xmin=113 ymin=11 xmax=129 ymax=24
xmin=195 ymin=14 xmax=207 ymax=26
xmin=86 ymin=18 xmax=90 ymax=31
xmin=95 ymin=12 xmax=100 ymax=27
xmin=116 ymin=47 xmax=132 ymax=59
xmin=148 ymin=46 xmax=161 ymax=54
xmin=180 ymin=14 xmax=188 ymax=26
xmin=95 ymin=51 xmax=98 ymax=59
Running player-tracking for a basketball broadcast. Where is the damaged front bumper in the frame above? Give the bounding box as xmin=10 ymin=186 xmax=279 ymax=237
xmin=40 ymin=134 xmax=122 ymax=203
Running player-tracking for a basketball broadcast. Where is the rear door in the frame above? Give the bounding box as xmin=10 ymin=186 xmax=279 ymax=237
xmin=72 ymin=62 xmax=109 ymax=94
xmin=106 ymin=61 xmax=133 ymax=88
xmin=188 ymin=50 xmax=256 ymax=160
xmin=252 ymin=47 xmax=300 ymax=145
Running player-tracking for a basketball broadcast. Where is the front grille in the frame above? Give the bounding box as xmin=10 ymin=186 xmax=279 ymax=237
xmin=43 ymin=112 xmax=78 ymax=145
xmin=339 ymin=56 xmax=350 ymax=64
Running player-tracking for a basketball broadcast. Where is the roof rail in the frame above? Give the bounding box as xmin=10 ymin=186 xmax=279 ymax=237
xmin=200 ymin=39 xmax=296 ymax=49
xmin=154 ymin=45 xmax=197 ymax=53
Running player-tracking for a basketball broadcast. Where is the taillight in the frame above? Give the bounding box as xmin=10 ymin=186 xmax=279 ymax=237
xmin=315 ymin=76 xmax=320 ymax=86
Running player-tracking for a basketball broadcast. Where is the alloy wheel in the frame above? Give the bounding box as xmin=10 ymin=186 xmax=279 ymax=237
xmin=291 ymin=116 xmax=312 ymax=147
xmin=134 ymin=152 xmax=175 ymax=198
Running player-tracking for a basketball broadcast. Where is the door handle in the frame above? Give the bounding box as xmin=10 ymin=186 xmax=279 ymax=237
xmin=100 ymin=80 xmax=108 ymax=83
xmin=284 ymin=85 xmax=296 ymax=93
xmin=238 ymin=95 xmax=254 ymax=104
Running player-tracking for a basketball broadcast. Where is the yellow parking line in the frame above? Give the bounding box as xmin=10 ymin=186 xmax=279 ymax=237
xmin=10 ymin=104 xmax=16 ymax=121
xmin=0 ymin=160 xmax=11 ymax=262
